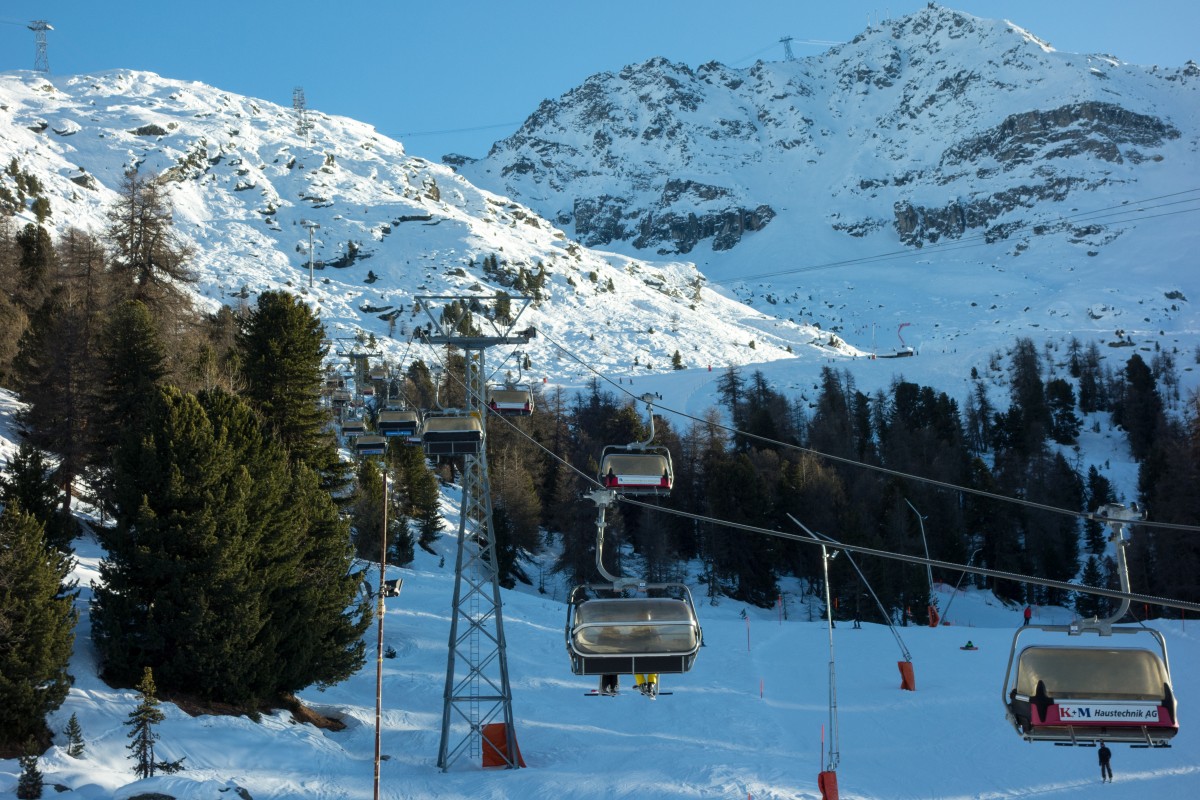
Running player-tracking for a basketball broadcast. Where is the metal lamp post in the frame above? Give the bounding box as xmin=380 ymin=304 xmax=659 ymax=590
xmin=303 ymin=221 xmax=320 ymax=288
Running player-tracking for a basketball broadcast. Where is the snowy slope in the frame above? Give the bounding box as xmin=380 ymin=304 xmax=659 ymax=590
xmin=0 ymin=68 xmax=845 ymax=388
xmin=1 ymin=518 xmax=1196 ymax=799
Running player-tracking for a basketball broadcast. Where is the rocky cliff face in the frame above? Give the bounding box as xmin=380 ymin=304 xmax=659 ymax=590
xmin=458 ymin=4 xmax=1198 ymax=257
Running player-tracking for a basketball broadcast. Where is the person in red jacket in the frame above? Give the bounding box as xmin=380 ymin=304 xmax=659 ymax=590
xmin=1023 ymin=605 xmax=1032 ymax=626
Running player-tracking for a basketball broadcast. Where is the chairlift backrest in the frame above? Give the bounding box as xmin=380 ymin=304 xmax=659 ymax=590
xmin=598 ymin=450 xmax=673 ymax=494
xmin=422 ymin=414 xmax=483 ymax=456
xmin=377 ymin=409 xmax=421 ymax=437
xmin=1014 ymin=646 xmax=1170 ymax=701
xmin=487 ymin=387 xmax=534 ymax=416
xmin=566 ymin=589 xmax=702 ymax=675
xmin=354 ymin=434 xmax=388 ymax=456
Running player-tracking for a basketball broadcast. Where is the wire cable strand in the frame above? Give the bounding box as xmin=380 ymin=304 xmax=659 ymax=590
xmin=534 ymin=326 xmax=1200 ymax=534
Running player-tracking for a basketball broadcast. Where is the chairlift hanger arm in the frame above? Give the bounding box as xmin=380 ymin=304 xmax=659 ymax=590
xmin=624 ymin=392 xmax=664 ymax=449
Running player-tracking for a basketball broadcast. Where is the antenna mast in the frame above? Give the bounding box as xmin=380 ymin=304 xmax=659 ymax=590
xmin=28 ymin=20 xmax=52 ymax=73
xmin=779 ymin=35 xmax=795 ymax=61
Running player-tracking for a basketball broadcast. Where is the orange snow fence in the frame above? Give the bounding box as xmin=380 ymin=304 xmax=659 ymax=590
xmin=898 ymin=660 xmax=916 ymax=691
xmin=481 ymin=722 xmax=526 ymax=768
xmin=818 ymin=769 xmax=840 ymax=800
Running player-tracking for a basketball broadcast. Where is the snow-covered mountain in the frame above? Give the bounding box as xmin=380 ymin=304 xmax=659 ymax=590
xmin=0 ymin=69 xmax=833 ymax=384
xmin=459 ymin=4 xmax=1198 ymax=258
xmin=2 ymin=3 xmax=1199 ymax=405
xmin=451 ymin=4 xmax=1200 ymax=392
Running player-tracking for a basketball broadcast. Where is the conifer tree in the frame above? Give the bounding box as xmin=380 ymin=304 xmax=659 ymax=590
xmin=93 ymin=386 xmax=368 ymax=707
xmin=92 ymin=300 xmax=167 ymax=460
xmin=0 ymin=505 xmax=77 ymax=751
xmin=16 ymin=741 xmax=43 ymax=799
xmin=125 ymin=666 xmax=165 ymax=780
xmin=12 ymin=288 xmax=94 ymax=517
xmin=389 ymin=440 xmax=442 ymax=552
xmin=351 ymin=459 xmax=413 ymax=565
xmin=105 ymin=170 xmax=196 ymax=314
xmin=64 ymin=712 xmax=85 ymax=758
xmin=236 ymin=291 xmax=344 ymax=488
xmin=0 ymin=442 xmax=76 ymax=551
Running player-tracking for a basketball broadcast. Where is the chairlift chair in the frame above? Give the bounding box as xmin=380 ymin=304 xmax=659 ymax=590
xmin=487 ymin=386 xmax=534 ymax=417
xmin=377 ymin=409 xmax=422 ymax=439
xmin=1001 ymin=502 xmax=1179 ymax=747
xmin=341 ymin=418 xmax=367 ymax=436
xmin=421 ymin=413 xmax=483 ymax=456
xmin=598 ymin=447 xmax=674 ymax=495
xmin=566 ymin=584 xmax=702 ymax=677
xmin=353 ymin=434 xmax=388 ymax=457
xmin=369 ymin=365 xmax=388 ymax=381
xmin=1004 ymin=640 xmax=1178 ymax=746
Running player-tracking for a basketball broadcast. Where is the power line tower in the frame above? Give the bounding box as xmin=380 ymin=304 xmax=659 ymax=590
xmin=292 ymin=86 xmax=313 ymax=142
xmin=779 ymin=35 xmax=795 ymax=62
xmin=28 ymin=20 xmax=52 ymax=73
xmin=416 ymin=295 xmax=535 ymax=772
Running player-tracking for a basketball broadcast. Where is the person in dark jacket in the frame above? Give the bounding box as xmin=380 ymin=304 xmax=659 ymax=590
xmin=1098 ymin=741 xmax=1113 ymax=783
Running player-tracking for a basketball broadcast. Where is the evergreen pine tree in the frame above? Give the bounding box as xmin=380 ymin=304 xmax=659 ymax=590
xmin=236 ymin=290 xmax=345 ymax=490
xmin=0 ymin=442 xmax=77 ymax=552
xmin=125 ymin=666 xmax=165 ymax=780
xmin=0 ymin=505 xmax=77 ymax=751
xmin=16 ymin=741 xmax=43 ymax=800
xmin=1113 ymin=354 xmax=1163 ymax=462
xmin=65 ymin=712 xmax=85 ymax=758
xmin=92 ymin=300 xmax=167 ymax=464
xmin=12 ymin=288 xmax=94 ymax=520
xmin=390 ymin=441 xmax=441 ymax=553
xmin=92 ymin=386 xmax=368 ymax=707
xmin=14 ymin=223 xmax=55 ymax=305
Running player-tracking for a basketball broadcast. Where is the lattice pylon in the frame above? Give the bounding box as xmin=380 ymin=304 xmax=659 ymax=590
xmin=436 ymin=346 xmax=519 ymax=771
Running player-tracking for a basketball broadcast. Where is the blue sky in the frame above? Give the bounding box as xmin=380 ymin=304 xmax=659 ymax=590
xmin=2 ymin=1 xmax=1197 ymax=162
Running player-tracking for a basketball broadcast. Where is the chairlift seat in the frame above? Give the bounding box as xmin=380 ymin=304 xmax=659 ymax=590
xmin=354 ymin=434 xmax=388 ymax=456
xmin=369 ymin=366 xmax=387 ymax=381
xmin=1007 ymin=645 xmax=1178 ymax=745
xmin=422 ymin=414 xmax=483 ymax=456
xmin=567 ymin=596 xmax=701 ymax=676
xmin=599 ymin=451 xmax=673 ymax=494
xmin=378 ymin=410 xmax=421 ymax=438
xmin=488 ymin=387 xmax=534 ymax=416
xmin=341 ymin=419 xmax=367 ymax=436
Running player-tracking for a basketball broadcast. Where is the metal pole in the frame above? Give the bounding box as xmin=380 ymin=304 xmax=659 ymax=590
xmin=374 ymin=472 xmax=387 ymax=800
xmin=305 ymin=221 xmax=319 ymax=288
xmin=904 ymin=498 xmax=935 ymax=611
xmin=821 ymin=545 xmax=840 ymax=772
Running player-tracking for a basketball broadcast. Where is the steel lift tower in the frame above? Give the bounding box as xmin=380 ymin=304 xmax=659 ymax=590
xmin=416 ymin=295 xmax=535 ymax=771
xmin=28 ymin=20 xmax=52 ymax=73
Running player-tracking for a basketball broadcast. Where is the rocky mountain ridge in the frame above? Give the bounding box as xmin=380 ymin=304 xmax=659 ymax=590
xmin=458 ymin=4 xmax=1198 ymax=258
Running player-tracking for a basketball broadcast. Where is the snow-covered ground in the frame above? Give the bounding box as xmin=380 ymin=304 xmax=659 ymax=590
xmin=1 ymin=385 xmax=1196 ymax=799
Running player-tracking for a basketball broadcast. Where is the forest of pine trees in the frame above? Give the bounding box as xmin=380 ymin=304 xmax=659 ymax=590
xmin=2 ymin=168 xmax=1200 ymax=754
